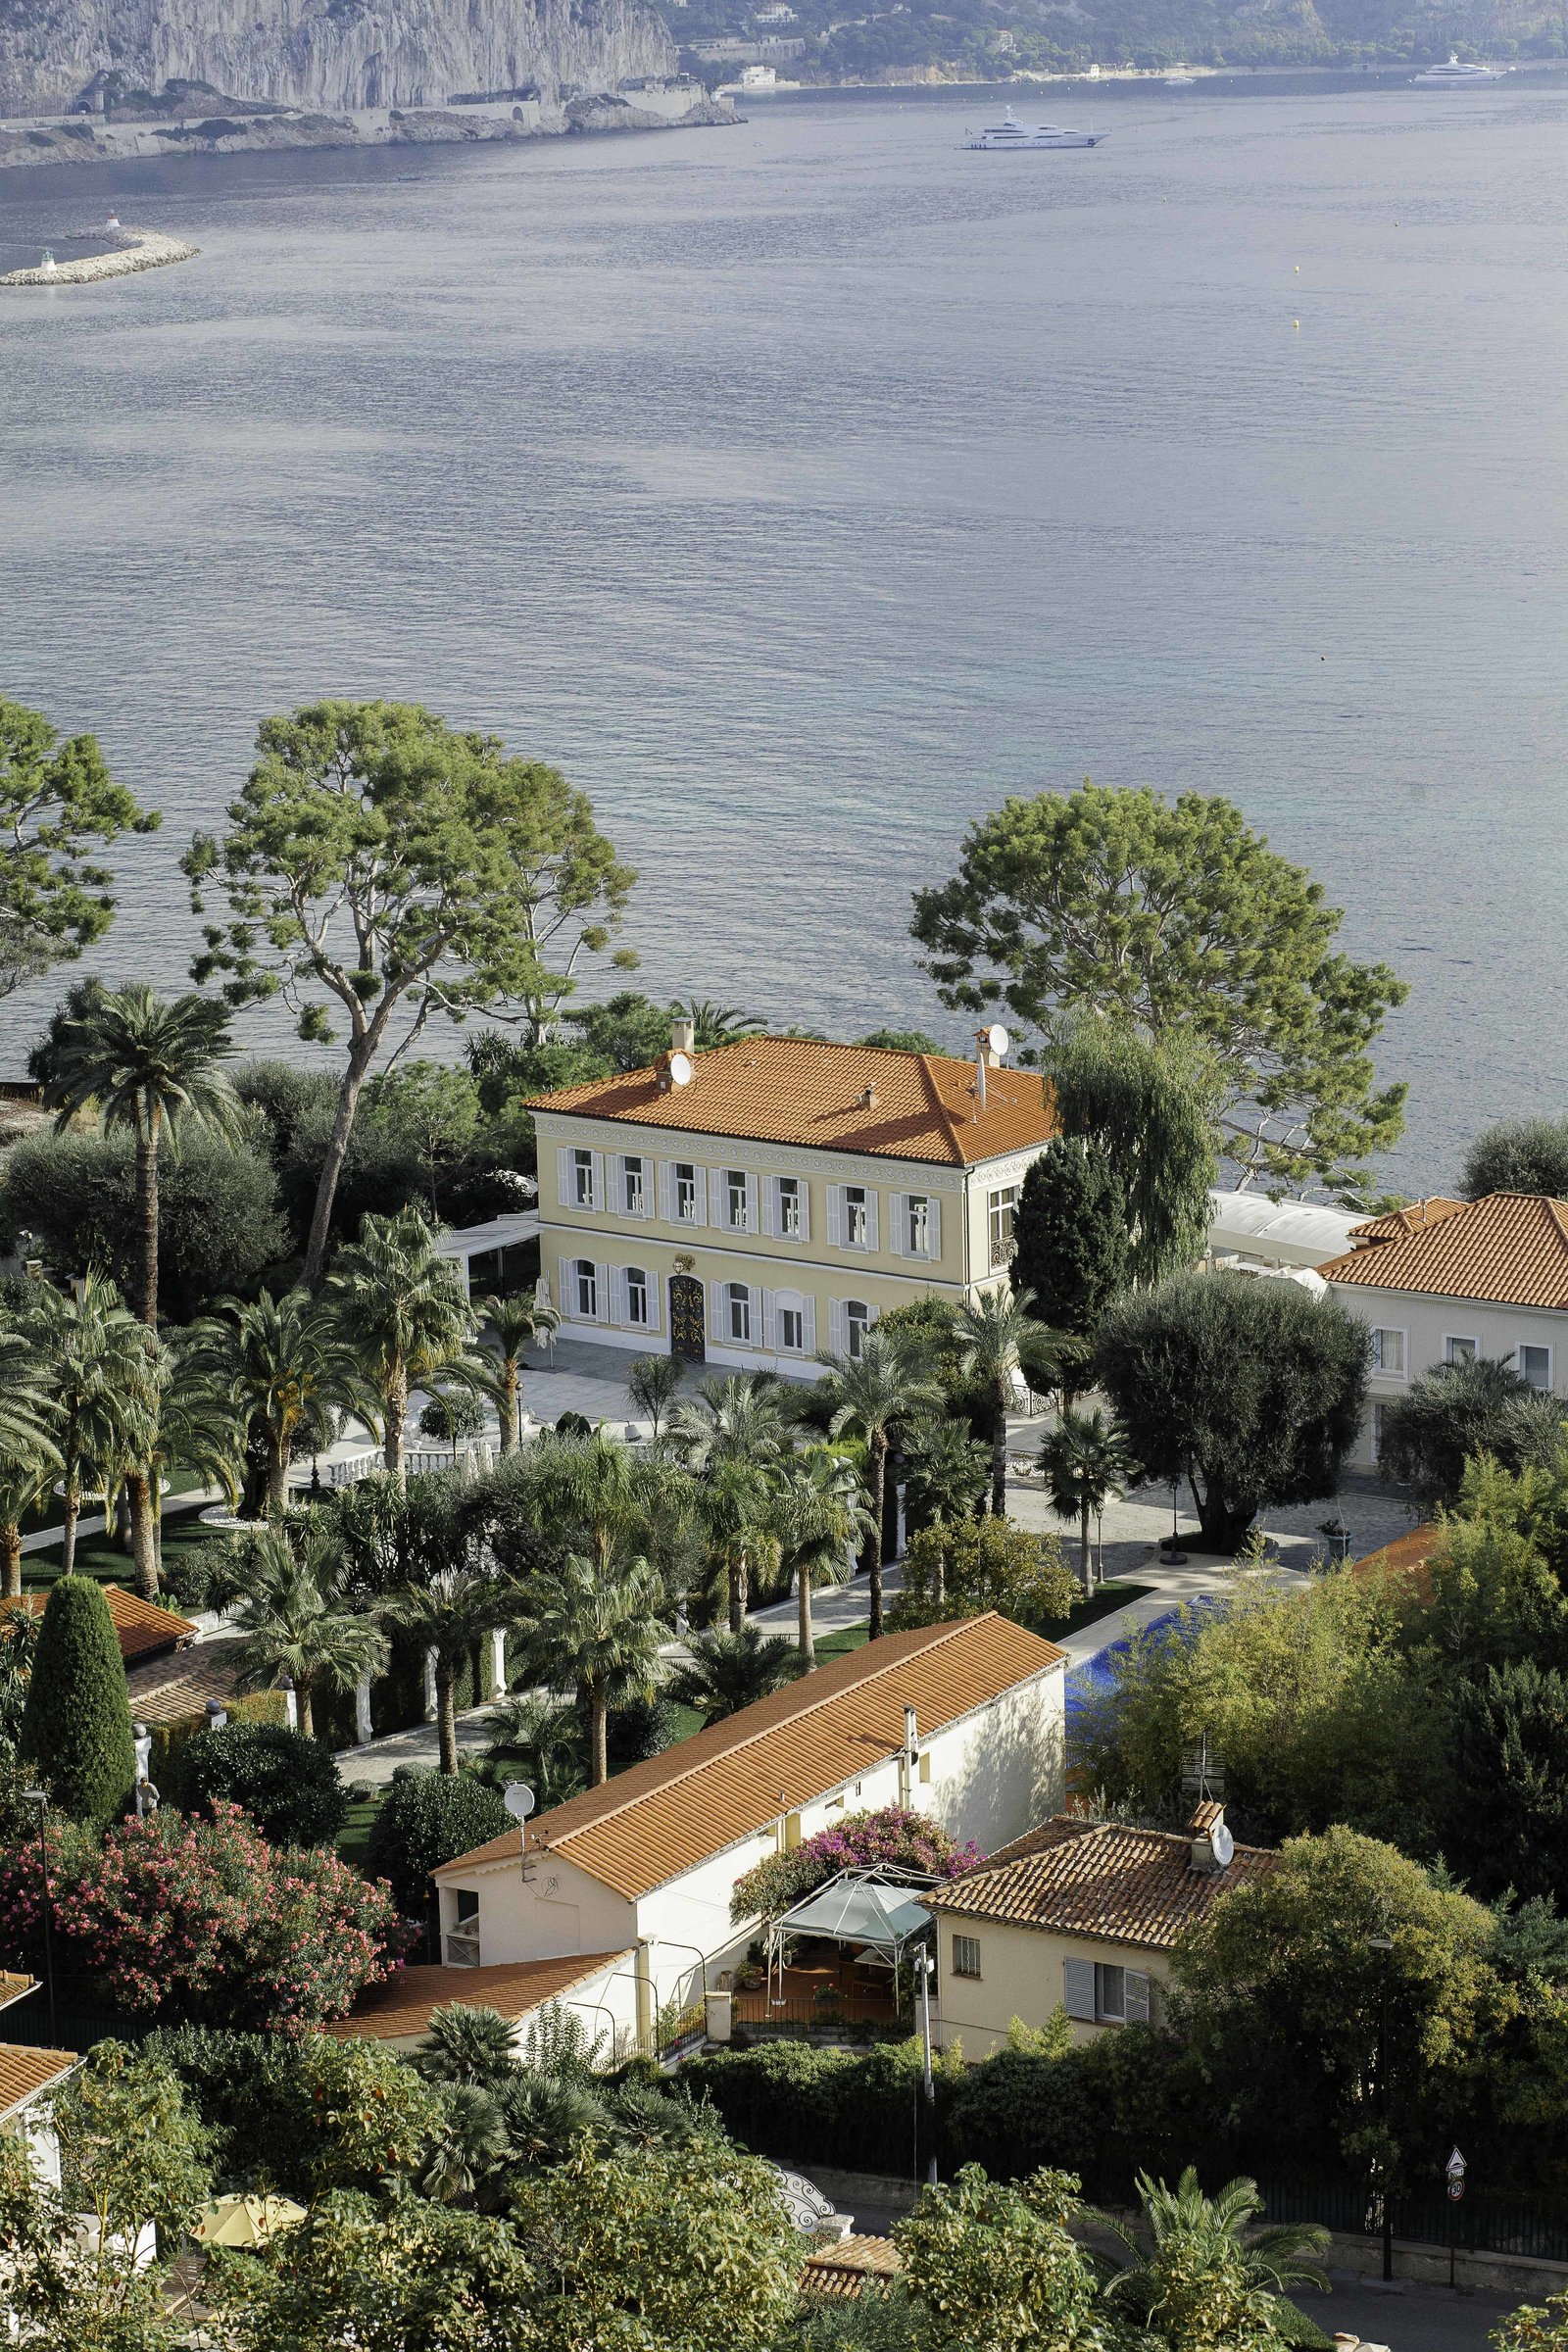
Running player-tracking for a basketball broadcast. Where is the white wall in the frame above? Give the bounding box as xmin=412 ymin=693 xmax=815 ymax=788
xmin=1332 ymin=1285 xmax=1568 ymax=1469
xmin=437 ymin=1848 xmax=637 ymax=1970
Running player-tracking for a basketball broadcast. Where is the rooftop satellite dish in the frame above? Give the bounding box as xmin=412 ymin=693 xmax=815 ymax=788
xmin=667 ymin=1051 xmax=694 ymax=1088
xmin=1210 ymin=1818 xmax=1235 ymax=1868
xmin=985 ymin=1023 xmax=1010 ymax=1059
xmin=504 ymin=1783 xmax=537 ymax=1822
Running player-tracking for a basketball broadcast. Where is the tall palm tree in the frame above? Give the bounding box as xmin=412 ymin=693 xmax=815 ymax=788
xmin=192 ymin=1288 xmax=374 ymax=1516
xmin=20 ymin=1273 xmax=145 ymax=1577
xmin=768 ymin=1451 xmax=875 ymax=1669
xmin=326 ymin=1205 xmax=489 ymax=1485
xmin=476 ymin=1290 xmax=559 ymax=1452
xmin=1096 ymin=2168 xmax=1330 ymax=2336
xmin=674 ymin=1001 xmax=764 ymax=1051
xmin=953 ymin=1285 xmax=1069 ymax=1521
xmin=666 ymin=1621 xmax=799 ymax=1722
xmin=0 ymin=1321 xmax=62 ymax=1598
xmin=815 ymin=1330 xmax=940 ymax=1639
xmin=105 ymin=1331 xmax=243 ymax=1597
xmin=42 ymin=985 xmax=243 ymax=1329
xmin=903 ymin=1415 xmax=989 ymax=1534
xmin=520 ymin=1548 xmax=670 ymax=1786
xmin=1037 ymin=1407 xmax=1142 ymax=1592
xmin=668 ymin=1374 xmax=790 ymax=1631
xmin=480 ymin=1692 xmax=586 ymax=1809
xmin=382 ymin=1564 xmax=525 ymax=1776
xmin=229 ymin=1523 xmax=389 ymax=1739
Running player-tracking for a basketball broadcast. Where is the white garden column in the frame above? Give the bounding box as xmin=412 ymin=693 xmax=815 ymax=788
xmin=422 ymin=1648 xmax=439 ymax=1723
xmin=279 ymin=1676 xmax=298 ymax=1732
xmin=354 ymin=1673 xmax=374 ymax=1746
xmin=486 ymin=1628 xmax=507 ymax=1700
xmin=895 ymin=1481 xmax=907 ymax=1558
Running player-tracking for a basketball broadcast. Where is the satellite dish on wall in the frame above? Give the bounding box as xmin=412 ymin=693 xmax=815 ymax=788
xmin=667 ymin=1051 xmax=694 ymax=1088
xmin=1210 ymin=1818 xmax=1235 ymax=1868
xmin=985 ymin=1024 xmax=1010 ymax=1059
xmin=504 ymin=1783 xmax=537 ymax=1822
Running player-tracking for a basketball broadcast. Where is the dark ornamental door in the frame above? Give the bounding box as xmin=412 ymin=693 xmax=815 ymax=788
xmin=668 ymin=1273 xmax=706 ymax=1363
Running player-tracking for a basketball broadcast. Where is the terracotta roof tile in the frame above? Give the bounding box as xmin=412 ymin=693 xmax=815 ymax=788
xmin=1321 ymin=1193 xmax=1568 ymax=1311
xmin=1350 ymin=1522 xmax=1443 ymax=1600
xmin=0 ymin=2042 xmax=75 ymax=2116
xmin=927 ymin=1814 xmax=1276 ymax=1950
xmin=0 ymin=1974 xmax=35 ymax=2014
xmin=123 ymin=1636 xmax=246 ymax=1727
xmin=802 ymin=2236 xmax=902 ymax=2299
xmin=528 ymin=1037 xmax=1055 ymax=1168
xmin=0 ymin=1584 xmax=195 ymax=1664
xmin=324 ymin=1953 xmax=632 ymax=2043
xmin=437 ymin=1615 xmax=1066 ymax=1900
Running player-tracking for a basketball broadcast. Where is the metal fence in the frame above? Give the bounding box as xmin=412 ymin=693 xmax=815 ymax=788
xmin=0 ymin=1981 xmax=149 ymax=2052
xmin=1257 ymin=2175 xmax=1568 ymax=2266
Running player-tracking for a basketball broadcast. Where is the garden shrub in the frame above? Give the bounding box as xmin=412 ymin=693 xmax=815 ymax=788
xmin=19 ymin=1576 xmax=136 ymax=1823
xmin=680 ymin=2038 xmax=943 ymax=2176
xmin=364 ymin=1768 xmax=513 ymax=1917
xmin=731 ymin=1806 xmax=983 ymax=1926
xmin=146 ymin=1690 xmax=288 ymax=1808
xmin=178 ymin=1721 xmax=347 ymax=1846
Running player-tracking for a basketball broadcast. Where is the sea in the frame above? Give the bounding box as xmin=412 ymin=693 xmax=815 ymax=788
xmin=1 ymin=74 xmax=1565 ymax=1194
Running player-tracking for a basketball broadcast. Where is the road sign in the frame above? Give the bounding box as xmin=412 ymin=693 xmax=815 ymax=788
xmin=1446 ymin=2146 xmax=1467 ymax=2180
xmin=1448 ymin=2180 xmax=1465 ymax=2202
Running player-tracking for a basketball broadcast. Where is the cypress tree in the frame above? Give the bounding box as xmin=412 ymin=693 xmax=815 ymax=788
xmin=1011 ymin=1142 xmax=1132 ymax=1396
xmin=19 ymin=1576 xmax=137 ymax=1823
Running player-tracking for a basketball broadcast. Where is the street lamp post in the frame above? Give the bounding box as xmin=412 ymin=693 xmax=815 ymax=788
xmin=914 ymin=1947 xmax=938 ymax=2185
xmin=1368 ymin=1929 xmax=1395 ymax=2282
xmin=23 ymin=1789 xmax=55 ymax=2048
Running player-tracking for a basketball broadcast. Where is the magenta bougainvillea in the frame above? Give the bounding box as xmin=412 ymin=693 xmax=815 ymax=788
xmin=730 ymin=1805 xmax=985 ymax=1925
xmin=0 ymin=1801 xmax=407 ymax=2032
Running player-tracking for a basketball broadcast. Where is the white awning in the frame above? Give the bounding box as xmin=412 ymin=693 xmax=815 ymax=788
xmin=1206 ymin=1189 xmax=1361 ymax=1270
xmin=779 ymin=1877 xmax=933 ymax=1955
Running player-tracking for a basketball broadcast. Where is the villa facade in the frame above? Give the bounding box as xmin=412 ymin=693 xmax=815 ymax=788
xmin=528 ymin=1028 xmax=1058 ymax=1374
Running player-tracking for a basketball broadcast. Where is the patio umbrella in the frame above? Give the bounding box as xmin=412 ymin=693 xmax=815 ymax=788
xmin=193 ymin=2193 xmax=307 ymax=2247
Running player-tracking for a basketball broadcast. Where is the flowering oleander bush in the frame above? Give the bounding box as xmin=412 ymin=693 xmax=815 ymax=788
xmin=0 ymin=1801 xmax=408 ymax=2032
xmin=730 ymin=1804 xmax=984 ymax=1925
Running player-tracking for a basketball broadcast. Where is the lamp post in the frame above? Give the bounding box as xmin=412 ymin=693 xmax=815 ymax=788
xmin=1160 ymin=1479 xmax=1188 ymax=1566
xmin=23 ymin=1789 xmax=55 ymax=2048
xmin=914 ymin=1946 xmax=938 ymax=2185
xmin=1368 ymin=1929 xmax=1395 ymax=2282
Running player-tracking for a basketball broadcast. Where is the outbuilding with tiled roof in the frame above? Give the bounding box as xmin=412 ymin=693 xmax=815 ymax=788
xmin=926 ymin=1804 xmax=1275 ymax=2056
xmin=326 ymin=1951 xmax=636 ymax=2054
xmin=1315 ymin=1193 xmax=1568 ymax=1472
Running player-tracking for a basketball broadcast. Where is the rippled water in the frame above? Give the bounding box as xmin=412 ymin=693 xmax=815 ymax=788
xmin=1 ymin=79 xmax=1565 ymax=1190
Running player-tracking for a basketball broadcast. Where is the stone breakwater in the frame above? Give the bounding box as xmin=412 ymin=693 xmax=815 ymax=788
xmin=0 ymin=227 xmax=198 ymax=285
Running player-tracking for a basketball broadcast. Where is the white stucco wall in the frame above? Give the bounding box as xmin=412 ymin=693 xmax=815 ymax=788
xmin=1331 ymin=1284 xmax=1568 ymax=1469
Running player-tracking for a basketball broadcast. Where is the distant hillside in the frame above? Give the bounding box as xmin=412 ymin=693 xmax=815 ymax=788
xmin=676 ymin=0 xmax=1564 ymax=81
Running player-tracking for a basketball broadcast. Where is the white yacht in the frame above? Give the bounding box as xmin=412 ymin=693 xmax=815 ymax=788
xmin=1165 ymin=67 xmax=1196 ymax=84
xmin=962 ymin=106 xmax=1104 ymax=149
xmin=1412 ymin=52 xmax=1502 ymax=81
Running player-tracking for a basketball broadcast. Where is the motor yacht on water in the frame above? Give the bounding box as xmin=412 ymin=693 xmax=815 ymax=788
xmin=1412 ymin=52 xmax=1503 ymax=80
xmin=962 ymin=106 xmax=1104 ymax=148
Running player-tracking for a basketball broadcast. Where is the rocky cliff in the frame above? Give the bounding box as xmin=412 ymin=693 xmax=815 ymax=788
xmin=0 ymin=0 xmax=677 ymax=118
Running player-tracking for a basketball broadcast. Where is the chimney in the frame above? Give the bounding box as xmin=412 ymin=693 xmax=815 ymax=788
xmin=670 ymin=1014 xmax=695 ymax=1055
xmin=904 ymin=1704 xmax=918 ymax=1764
xmin=859 ymin=1085 xmax=878 ymax=1109
xmin=1187 ymin=1799 xmax=1232 ymax=1875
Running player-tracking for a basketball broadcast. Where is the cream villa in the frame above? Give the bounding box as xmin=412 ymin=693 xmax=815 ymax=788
xmin=1316 ymin=1192 xmax=1568 ymax=1470
xmin=926 ymin=1803 xmax=1275 ymax=2056
xmin=528 ymin=1025 xmax=1057 ymax=1370
xmin=430 ymin=1615 xmax=1067 ymax=2050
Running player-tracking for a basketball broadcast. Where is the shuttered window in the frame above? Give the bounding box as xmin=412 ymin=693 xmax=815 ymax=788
xmin=1063 ymin=1958 xmax=1096 ymax=2021
xmin=557 ymin=1147 xmax=603 ymax=1213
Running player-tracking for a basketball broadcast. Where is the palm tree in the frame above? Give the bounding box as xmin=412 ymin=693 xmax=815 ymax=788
xmin=1037 ymin=1407 xmax=1142 ymax=1593
xmin=42 ymin=985 xmax=243 ymax=1328
xmin=668 ymin=1374 xmax=790 ymax=1631
xmin=414 ymin=2002 xmax=521 ymax=2088
xmin=477 ymin=1290 xmax=559 ymax=1452
xmin=768 ymin=1451 xmax=875 ymax=1669
xmin=1096 ymin=2168 xmax=1330 ymax=2336
xmin=229 ymin=1523 xmax=388 ymax=1739
xmin=815 ymin=1330 xmax=940 ymax=1639
xmin=382 ymin=1564 xmax=524 ymax=1776
xmin=326 ymin=1205 xmax=489 ymax=1484
xmin=666 ymin=1621 xmax=799 ymax=1721
xmin=953 ymin=1286 xmax=1069 ymax=1520
xmin=106 ymin=1331 xmax=244 ymax=1597
xmin=192 ymin=1288 xmax=374 ymax=1516
xmin=480 ymin=1691 xmax=586 ymax=1809
xmin=21 ymin=1273 xmax=146 ymax=1577
xmin=903 ymin=1415 xmax=989 ymax=1534
xmin=627 ymin=1353 xmax=684 ymax=1441
xmin=519 ymin=1548 xmax=670 ymax=1786
xmin=674 ymin=1001 xmax=764 ymax=1051
xmin=0 ymin=1326 xmax=62 ymax=1598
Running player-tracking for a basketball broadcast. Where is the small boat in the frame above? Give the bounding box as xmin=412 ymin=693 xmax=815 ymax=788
xmin=962 ymin=106 xmax=1103 ymax=149
xmin=1165 ymin=67 xmax=1196 ymax=84
xmin=1412 ymin=52 xmax=1502 ymax=81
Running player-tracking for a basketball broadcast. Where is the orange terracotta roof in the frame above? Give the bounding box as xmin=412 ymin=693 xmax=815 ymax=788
xmin=802 ymin=2236 xmax=902 ymax=2300
xmin=123 ymin=1636 xmax=246 ymax=1727
xmin=527 ymin=1037 xmax=1055 ymax=1168
xmin=0 ymin=1974 xmax=35 ymax=2014
xmin=1348 ymin=1197 xmax=1469 ymax=1243
xmin=1320 ymin=1193 xmax=1568 ymax=1310
xmin=325 ymin=1953 xmax=632 ymax=2043
xmin=1350 ymin=1522 xmax=1443 ymax=1600
xmin=437 ymin=1615 xmax=1067 ymax=1901
xmin=927 ymin=1813 xmax=1276 ymax=1950
xmin=0 ymin=2043 xmax=76 ymax=2116
xmin=0 ymin=1584 xmax=195 ymax=1664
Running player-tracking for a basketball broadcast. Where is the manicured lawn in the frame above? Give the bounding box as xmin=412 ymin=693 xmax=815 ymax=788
xmin=1039 ymin=1581 xmax=1154 ymax=1642
xmin=21 ymin=1505 xmax=220 ymax=1592
xmin=336 ymin=1795 xmax=385 ymax=1869
xmin=812 ymin=1624 xmax=870 ymax=1665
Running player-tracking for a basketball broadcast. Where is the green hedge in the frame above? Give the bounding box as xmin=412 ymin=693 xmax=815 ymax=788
xmin=148 ymin=1690 xmax=288 ymax=1809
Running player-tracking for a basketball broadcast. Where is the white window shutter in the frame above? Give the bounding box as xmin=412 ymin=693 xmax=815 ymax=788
xmin=829 ymin=1299 xmax=848 ymax=1357
xmin=760 ymin=1179 xmax=778 ymax=1239
xmin=745 ymin=1173 xmax=760 ymax=1234
xmin=689 ymin=1170 xmax=707 ymax=1227
xmin=557 ymin=1148 xmax=573 ymax=1211
xmin=865 ymin=1300 xmax=881 ymax=1334
xmin=826 ymin=1186 xmax=844 ymax=1248
xmin=802 ymin=1297 xmax=817 ymax=1354
xmin=1125 ymin=1971 xmax=1152 ymax=2025
xmin=1063 ymin=1958 xmax=1096 ymax=2022
xmin=610 ymin=1267 xmax=627 ymax=1325
xmin=594 ymin=1263 xmax=610 ymax=1324
xmin=762 ymin=1289 xmax=778 ymax=1349
xmin=657 ymin=1162 xmax=672 ymax=1223
xmin=888 ymin=1193 xmax=907 ymax=1258
xmin=863 ymin=1191 xmax=879 ymax=1251
xmin=708 ymin=1279 xmax=725 ymax=1340
xmin=646 ymin=1277 xmax=661 ymax=1335
xmin=709 ymin=1168 xmax=726 ymax=1228
xmin=797 ymin=1184 xmax=810 ymax=1244
xmin=926 ymin=1198 xmax=941 ymax=1258
xmin=588 ymin=1152 xmax=605 ymax=1210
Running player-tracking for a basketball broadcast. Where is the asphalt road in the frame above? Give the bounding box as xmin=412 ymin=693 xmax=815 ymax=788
xmin=1297 ymin=2272 xmax=1515 ymax=2349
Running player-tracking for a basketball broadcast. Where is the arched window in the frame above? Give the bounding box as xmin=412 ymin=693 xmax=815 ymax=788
xmin=625 ymin=1267 xmax=649 ymax=1327
xmin=727 ymin=1282 xmax=753 ymax=1345
xmin=573 ymin=1259 xmax=598 ymax=1320
xmin=845 ymin=1299 xmax=870 ymax=1360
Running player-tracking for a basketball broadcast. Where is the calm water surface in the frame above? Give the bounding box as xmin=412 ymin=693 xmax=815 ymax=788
xmin=1 ymin=82 xmax=1565 ymax=1190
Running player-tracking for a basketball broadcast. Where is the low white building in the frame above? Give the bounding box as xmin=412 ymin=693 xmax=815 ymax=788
xmin=1205 ymin=1189 xmax=1363 ymax=1273
xmin=326 ymin=1951 xmax=639 ymax=2059
xmin=433 ymin=1614 xmax=1067 ymax=2049
xmin=1318 ymin=1192 xmax=1568 ymax=1470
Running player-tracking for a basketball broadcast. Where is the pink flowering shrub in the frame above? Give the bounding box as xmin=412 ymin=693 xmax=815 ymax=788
xmin=730 ymin=1805 xmax=985 ymax=1925
xmin=0 ymin=1801 xmax=407 ymax=2032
